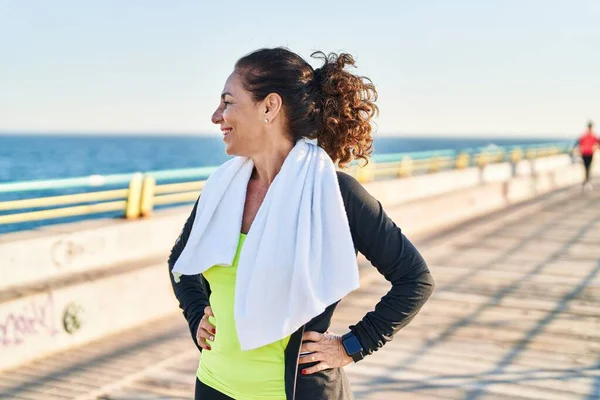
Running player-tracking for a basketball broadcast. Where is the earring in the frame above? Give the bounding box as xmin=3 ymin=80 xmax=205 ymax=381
xmin=265 ymin=118 xmax=269 ymax=123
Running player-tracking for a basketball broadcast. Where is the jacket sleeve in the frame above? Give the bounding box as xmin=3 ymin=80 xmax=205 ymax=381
xmin=337 ymin=172 xmax=435 ymax=357
xmin=167 ymin=198 xmax=211 ymax=352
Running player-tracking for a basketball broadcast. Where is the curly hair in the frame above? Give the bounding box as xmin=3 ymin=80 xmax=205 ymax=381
xmin=235 ymin=47 xmax=378 ymax=167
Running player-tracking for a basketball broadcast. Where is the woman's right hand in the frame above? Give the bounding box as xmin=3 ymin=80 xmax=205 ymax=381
xmin=196 ymin=306 xmax=216 ymax=350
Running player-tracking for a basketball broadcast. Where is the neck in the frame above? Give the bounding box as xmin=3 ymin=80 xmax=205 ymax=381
xmin=251 ymin=137 xmax=295 ymax=185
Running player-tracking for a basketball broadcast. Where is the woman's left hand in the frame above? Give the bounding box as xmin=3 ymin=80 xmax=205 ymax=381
xmin=298 ymin=330 xmax=353 ymax=375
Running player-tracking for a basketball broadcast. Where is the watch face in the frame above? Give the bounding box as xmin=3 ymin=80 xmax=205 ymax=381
xmin=344 ymin=335 xmax=362 ymax=354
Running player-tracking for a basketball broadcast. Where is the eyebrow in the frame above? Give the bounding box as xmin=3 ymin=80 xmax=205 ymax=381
xmin=221 ymin=92 xmax=233 ymax=100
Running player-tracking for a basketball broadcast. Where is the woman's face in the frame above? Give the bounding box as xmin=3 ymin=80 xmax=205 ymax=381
xmin=212 ymin=72 xmax=266 ymax=157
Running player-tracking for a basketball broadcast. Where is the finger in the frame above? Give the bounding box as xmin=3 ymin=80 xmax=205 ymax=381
xmin=200 ymin=316 xmax=216 ymax=334
xmin=198 ymin=327 xmax=215 ymax=343
xmin=197 ymin=336 xmax=210 ymax=350
xmin=204 ymin=306 xmax=215 ymax=317
xmin=301 ymin=362 xmax=331 ymax=375
xmin=298 ymin=352 xmax=324 ymax=365
xmin=302 ymin=331 xmax=324 ymax=342
xmin=196 ymin=326 xmax=212 ymax=350
xmin=299 ymin=341 xmax=319 ymax=354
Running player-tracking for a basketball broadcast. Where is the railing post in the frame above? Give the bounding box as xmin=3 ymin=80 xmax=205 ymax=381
xmin=140 ymin=175 xmax=156 ymax=217
xmin=477 ymin=152 xmax=488 ymax=168
xmin=476 ymin=152 xmax=489 ymax=183
xmin=455 ymin=152 xmax=470 ymax=169
xmin=510 ymin=148 xmax=522 ymax=163
xmin=528 ymin=148 xmax=538 ymax=176
xmin=496 ymin=150 xmax=505 ymax=163
xmin=510 ymin=147 xmax=522 ymax=177
xmin=357 ymin=160 xmax=376 ymax=183
xmin=398 ymin=156 xmax=413 ymax=177
xmin=125 ymin=173 xmax=143 ymax=219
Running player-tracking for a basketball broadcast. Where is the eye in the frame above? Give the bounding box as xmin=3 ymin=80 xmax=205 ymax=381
xmin=223 ymin=101 xmax=231 ymax=107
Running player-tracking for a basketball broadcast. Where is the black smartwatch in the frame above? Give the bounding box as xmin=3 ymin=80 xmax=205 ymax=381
xmin=341 ymin=332 xmax=364 ymax=363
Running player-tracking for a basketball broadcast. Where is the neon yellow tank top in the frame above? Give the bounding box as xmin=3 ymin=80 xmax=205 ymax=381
xmin=197 ymin=234 xmax=290 ymax=400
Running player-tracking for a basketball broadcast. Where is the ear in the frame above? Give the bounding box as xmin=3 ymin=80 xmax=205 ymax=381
xmin=263 ymin=93 xmax=283 ymax=123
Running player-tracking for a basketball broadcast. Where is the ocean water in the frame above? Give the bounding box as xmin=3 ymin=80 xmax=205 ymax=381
xmin=0 ymin=134 xmax=565 ymax=233
xmin=0 ymin=134 xmax=564 ymax=183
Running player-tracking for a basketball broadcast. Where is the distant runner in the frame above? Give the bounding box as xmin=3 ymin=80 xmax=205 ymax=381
xmin=575 ymin=121 xmax=598 ymax=190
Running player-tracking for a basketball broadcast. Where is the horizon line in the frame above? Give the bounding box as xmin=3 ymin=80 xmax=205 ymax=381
xmin=0 ymin=130 xmax=572 ymax=139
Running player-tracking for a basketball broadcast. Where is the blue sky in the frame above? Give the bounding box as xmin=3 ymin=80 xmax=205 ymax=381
xmin=0 ymin=0 xmax=598 ymax=137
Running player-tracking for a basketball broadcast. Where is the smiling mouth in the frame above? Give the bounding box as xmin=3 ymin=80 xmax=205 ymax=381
xmin=222 ymin=128 xmax=232 ymax=135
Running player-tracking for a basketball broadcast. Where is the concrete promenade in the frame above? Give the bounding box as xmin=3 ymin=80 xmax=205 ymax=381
xmin=1 ymin=182 xmax=599 ymax=399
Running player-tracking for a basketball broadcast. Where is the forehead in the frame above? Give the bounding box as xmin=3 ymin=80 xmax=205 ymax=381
xmin=222 ymin=72 xmax=243 ymax=96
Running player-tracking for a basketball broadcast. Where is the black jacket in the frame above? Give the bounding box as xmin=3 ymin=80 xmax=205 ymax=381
xmin=168 ymin=171 xmax=435 ymax=400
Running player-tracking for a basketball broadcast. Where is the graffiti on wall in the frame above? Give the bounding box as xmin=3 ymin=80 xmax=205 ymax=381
xmin=0 ymin=293 xmax=59 ymax=347
xmin=51 ymin=235 xmax=106 ymax=268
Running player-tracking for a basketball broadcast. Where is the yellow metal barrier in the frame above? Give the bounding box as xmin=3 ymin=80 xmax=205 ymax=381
xmin=396 ymin=157 xmax=411 ymax=177
xmin=439 ymin=156 xmax=455 ymax=170
xmin=477 ymin=152 xmax=489 ymax=168
xmin=455 ymin=153 xmax=470 ymax=169
xmin=0 ymin=189 xmax=128 ymax=211
xmin=140 ymin=176 xmax=156 ymax=217
xmin=372 ymin=163 xmax=401 ymax=178
xmin=0 ymin=143 xmax=571 ymax=228
xmin=125 ymin=173 xmax=143 ymax=219
xmin=429 ymin=157 xmax=440 ymax=173
xmin=510 ymin=148 xmax=523 ymax=163
xmin=493 ymin=151 xmax=505 ymax=163
xmin=356 ymin=160 xmax=376 ymax=183
xmin=0 ymin=201 xmax=126 ymax=225
xmin=154 ymin=191 xmax=201 ymax=205
xmin=154 ymin=181 xmax=204 ymax=195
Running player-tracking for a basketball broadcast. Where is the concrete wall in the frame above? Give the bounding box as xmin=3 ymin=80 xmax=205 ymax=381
xmin=0 ymin=211 xmax=187 ymax=290
xmin=391 ymin=162 xmax=588 ymax=238
xmin=0 ymin=262 xmax=180 ymax=371
xmin=0 ymin=154 xmax=597 ymax=371
xmin=362 ymin=154 xmax=578 ymax=208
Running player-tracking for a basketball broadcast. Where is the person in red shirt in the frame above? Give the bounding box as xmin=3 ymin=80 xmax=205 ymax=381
xmin=577 ymin=121 xmax=599 ymax=186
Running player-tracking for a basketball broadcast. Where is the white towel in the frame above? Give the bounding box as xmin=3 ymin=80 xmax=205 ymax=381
xmin=172 ymin=139 xmax=359 ymax=351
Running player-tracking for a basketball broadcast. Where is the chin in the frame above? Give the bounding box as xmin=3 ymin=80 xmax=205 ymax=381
xmin=224 ymin=144 xmax=241 ymax=157
xmin=223 ymin=138 xmax=250 ymax=157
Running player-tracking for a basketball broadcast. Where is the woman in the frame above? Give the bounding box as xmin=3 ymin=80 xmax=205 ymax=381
xmin=168 ymin=47 xmax=435 ymax=400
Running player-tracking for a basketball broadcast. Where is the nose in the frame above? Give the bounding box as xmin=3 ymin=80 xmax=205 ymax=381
xmin=212 ymin=104 xmax=224 ymax=125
